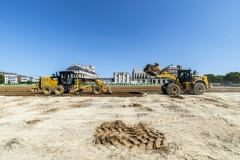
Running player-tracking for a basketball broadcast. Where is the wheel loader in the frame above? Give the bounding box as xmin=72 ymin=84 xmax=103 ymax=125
xmin=143 ymin=63 xmax=211 ymax=95
xmin=32 ymin=71 xmax=112 ymax=95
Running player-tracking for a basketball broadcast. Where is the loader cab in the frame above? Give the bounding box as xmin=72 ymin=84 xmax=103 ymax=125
xmin=178 ymin=69 xmax=193 ymax=82
xmin=59 ymin=71 xmax=74 ymax=85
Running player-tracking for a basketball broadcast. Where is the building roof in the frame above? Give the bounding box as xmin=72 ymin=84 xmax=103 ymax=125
xmin=168 ymin=65 xmax=178 ymax=69
xmin=133 ymin=68 xmax=145 ymax=73
xmin=66 ymin=65 xmax=97 ymax=75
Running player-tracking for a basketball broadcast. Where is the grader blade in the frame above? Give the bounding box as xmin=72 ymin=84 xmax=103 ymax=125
xmin=104 ymin=86 xmax=112 ymax=94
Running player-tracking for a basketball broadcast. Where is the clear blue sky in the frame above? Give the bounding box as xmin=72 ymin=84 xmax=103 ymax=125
xmin=0 ymin=0 xmax=240 ymax=78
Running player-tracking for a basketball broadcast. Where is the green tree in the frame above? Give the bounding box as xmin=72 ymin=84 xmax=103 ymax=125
xmin=223 ymin=72 xmax=240 ymax=84
xmin=215 ymin=75 xmax=224 ymax=83
xmin=26 ymin=80 xmax=33 ymax=85
xmin=0 ymin=74 xmax=4 ymax=84
xmin=204 ymin=74 xmax=216 ymax=83
xmin=204 ymin=74 xmax=224 ymax=83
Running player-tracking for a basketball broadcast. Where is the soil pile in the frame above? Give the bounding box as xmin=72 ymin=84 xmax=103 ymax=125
xmin=143 ymin=63 xmax=162 ymax=76
xmin=94 ymin=120 xmax=169 ymax=153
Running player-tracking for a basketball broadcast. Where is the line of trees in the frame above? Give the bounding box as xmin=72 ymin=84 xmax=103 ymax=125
xmin=204 ymin=72 xmax=240 ymax=84
xmin=0 ymin=75 xmax=4 ymax=84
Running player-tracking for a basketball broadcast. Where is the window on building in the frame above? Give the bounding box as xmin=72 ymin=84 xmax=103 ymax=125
xmin=163 ymin=80 xmax=165 ymax=83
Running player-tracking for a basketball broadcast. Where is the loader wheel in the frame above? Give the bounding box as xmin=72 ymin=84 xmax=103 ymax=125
xmin=93 ymin=86 xmax=102 ymax=95
xmin=166 ymin=83 xmax=180 ymax=95
xmin=54 ymin=85 xmax=64 ymax=95
xmin=193 ymin=83 xmax=205 ymax=95
xmin=42 ymin=86 xmax=53 ymax=95
xmin=161 ymin=83 xmax=169 ymax=94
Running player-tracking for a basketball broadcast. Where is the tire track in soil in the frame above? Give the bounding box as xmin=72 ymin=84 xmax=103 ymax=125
xmin=94 ymin=120 xmax=169 ymax=153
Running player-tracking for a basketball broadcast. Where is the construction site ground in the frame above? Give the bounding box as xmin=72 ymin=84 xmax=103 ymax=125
xmin=0 ymin=86 xmax=240 ymax=160
xmin=0 ymin=86 xmax=240 ymax=97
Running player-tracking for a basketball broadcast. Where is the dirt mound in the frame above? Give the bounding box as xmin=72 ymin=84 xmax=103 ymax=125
xmin=170 ymin=95 xmax=185 ymax=99
xmin=94 ymin=120 xmax=169 ymax=153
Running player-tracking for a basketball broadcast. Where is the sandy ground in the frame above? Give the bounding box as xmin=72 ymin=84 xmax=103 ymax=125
xmin=0 ymin=93 xmax=240 ymax=160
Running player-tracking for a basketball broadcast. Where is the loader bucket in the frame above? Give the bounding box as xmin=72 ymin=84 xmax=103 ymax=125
xmin=143 ymin=63 xmax=162 ymax=76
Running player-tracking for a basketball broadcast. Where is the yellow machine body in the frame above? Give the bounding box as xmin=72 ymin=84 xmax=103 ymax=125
xmin=32 ymin=77 xmax=58 ymax=91
xmin=156 ymin=71 xmax=212 ymax=90
xmin=32 ymin=71 xmax=112 ymax=95
xmin=74 ymin=78 xmax=112 ymax=94
xmin=144 ymin=64 xmax=211 ymax=95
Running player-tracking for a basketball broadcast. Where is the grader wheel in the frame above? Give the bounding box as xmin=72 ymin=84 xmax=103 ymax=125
xmin=92 ymin=86 xmax=102 ymax=95
xmin=42 ymin=86 xmax=53 ymax=95
xmin=54 ymin=85 xmax=65 ymax=95
xmin=166 ymin=83 xmax=180 ymax=95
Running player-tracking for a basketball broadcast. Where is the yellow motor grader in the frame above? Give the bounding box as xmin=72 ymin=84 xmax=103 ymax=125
xmin=143 ymin=63 xmax=211 ymax=95
xmin=32 ymin=71 xmax=112 ymax=95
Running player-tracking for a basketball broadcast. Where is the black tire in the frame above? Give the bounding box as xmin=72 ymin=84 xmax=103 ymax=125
xmin=75 ymin=89 xmax=83 ymax=95
xmin=161 ymin=83 xmax=169 ymax=94
xmin=193 ymin=83 xmax=205 ymax=95
xmin=42 ymin=86 xmax=53 ymax=95
xmin=64 ymin=89 xmax=70 ymax=93
xmin=54 ymin=85 xmax=65 ymax=95
xmin=92 ymin=86 xmax=102 ymax=95
xmin=166 ymin=83 xmax=181 ymax=95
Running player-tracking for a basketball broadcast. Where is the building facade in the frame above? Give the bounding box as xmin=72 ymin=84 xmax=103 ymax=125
xmin=17 ymin=75 xmax=40 ymax=83
xmin=17 ymin=75 xmax=30 ymax=83
xmin=66 ymin=64 xmax=99 ymax=78
xmin=131 ymin=68 xmax=151 ymax=83
xmin=0 ymin=72 xmax=18 ymax=84
xmin=114 ymin=72 xmax=131 ymax=83
xmin=167 ymin=65 xmax=179 ymax=77
xmin=29 ymin=76 xmax=40 ymax=82
xmin=132 ymin=68 xmax=151 ymax=79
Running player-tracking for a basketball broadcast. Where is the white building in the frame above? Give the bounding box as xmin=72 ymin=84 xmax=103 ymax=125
xmin=0 ymin=72 xmax=18 ymax=84
xmin=66 ymin=64 xmax=99 ymax=78
xmin=29 ymin=76 xmax=40 ymax=82
xmin=132 ymin=68 xmax=152 ymax=84
xmin=132 ymin=68 xmax=151 ymax=79
xmin=17 ymin=75 xmax=30 ymax=83
xmin=167 ymin=65 xmax=179 ymax=77
xmin=114 ymin=72 xmax=131 ymax=83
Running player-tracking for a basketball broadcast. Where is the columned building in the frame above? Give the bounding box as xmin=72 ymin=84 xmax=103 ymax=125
xmin=0 ymin=72 xmax=18 ymax=84
xmin=66 ymin=64 xmax=99 ymax=78
xmin=132 ymin=68 xmax=152 ymax=83
xmin=132 ymin=68 xmax=151 ymax=79
xmin=114 ymin=72 xmax=131 ymax=83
